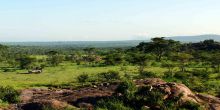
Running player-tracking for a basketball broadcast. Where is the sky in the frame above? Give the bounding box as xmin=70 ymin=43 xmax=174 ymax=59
xmin=0 ymin=0 xmax=220 ymax=41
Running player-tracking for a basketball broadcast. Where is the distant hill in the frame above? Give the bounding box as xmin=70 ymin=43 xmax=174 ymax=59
xmin=1 ymin=34 xmax=220 ymax=48
xmin=1 ymin=40 xmax=145 ymax=48
xmin=166 ymin=34 xmax=220 ymax=42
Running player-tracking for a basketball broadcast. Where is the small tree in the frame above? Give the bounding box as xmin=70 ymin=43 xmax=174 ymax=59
xmin=173 ymin=53 xmax=193 ymax=72
xmin=16 ymin=56 xmax=35 ymax=69
xmin=128 ymin=53 xmax=153 ymax=74
xmin=98 ymin=71 xmax=120 ymax=81
xmin=115 ymin=80 xmax=137 ymax=100
xmin=49 ymin=54 xmax=64 ymax=66
xmin=77 ymin=73 xmax=89 ymax=83
xmin=136 ymin=37 xmax=180 ymax=61
xmin=104 ymin=53 xmax=123 ymax=65
xmin=47 ymin=51 xmax=64 ymax=66
xmin=162 ymin=61 xmax=176 ymax=74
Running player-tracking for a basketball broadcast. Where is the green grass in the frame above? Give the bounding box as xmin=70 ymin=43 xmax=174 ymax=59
xmin=0 ymin=63 xmax=166 ymax=89
xmin=0 ymin=61 xmax=219 ymax=96
xmin=0 ymin=62 xmax=167 ymax=89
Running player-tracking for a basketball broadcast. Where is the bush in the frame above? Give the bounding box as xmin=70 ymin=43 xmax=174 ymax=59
xmin=77 ymin=73 xmax=89 ymax=83
xmin=139 ymin=71 xmax=157 ymax=78
xmin=186 ymin=77 xmax=207 ymax=93
xmin=180 ymin=101 xmax=202 ymax=110
xmin=98 ymin=71 xmax=120 ymax=81
xmin=151 ymin=61 xmax=161 ymax=67
xmin=173 ymin=71 xmax=190 ymax=79
xmin=135 ymin=86 xmax=185 ymax=109
xmin=95 ymin=99 xmax=133 ymax=110
xmin=191 ymin=69 xmax=209 ymax=78
xmin=0 ymin=86 xmax=19 ymax=103
xmin=135 ymin=86 xmax=165 ymax=107
xmin=163 ymin=71 xmax=174 ymax=79
xmin=124 ymin=73 xmax=132 ymax=79
xmin=115 ymin=80 xmax=137 ymax=100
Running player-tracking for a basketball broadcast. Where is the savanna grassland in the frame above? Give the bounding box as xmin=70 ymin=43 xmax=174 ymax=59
xmin=0 ymin=38 xmax=220 ymax=110
xmin=0 ymin=61 xmax=167 ymax=89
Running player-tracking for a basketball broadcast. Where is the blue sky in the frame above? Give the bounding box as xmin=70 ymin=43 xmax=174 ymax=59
xmin=0 ymin=0 xmax=220 ymax=41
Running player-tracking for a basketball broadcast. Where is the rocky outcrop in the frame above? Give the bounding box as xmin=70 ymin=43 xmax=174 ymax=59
xmin=6 ymin=78 xmax=220 ymax=110
xmin=134 ymin=78 xmax=220 ymax=110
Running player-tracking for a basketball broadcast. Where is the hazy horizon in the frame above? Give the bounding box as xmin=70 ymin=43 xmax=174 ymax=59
xmin=1 ymin=0 xmax=220 ymax=42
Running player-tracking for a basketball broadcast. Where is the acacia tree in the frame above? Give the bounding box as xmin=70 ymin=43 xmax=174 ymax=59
xmin=127 ymin=53 xmax=153 ymax=74
xmin=162 ymin=61 xmax=176 ymax=74
xmin=47 ymin=51 xmax=64 ymax=66
xmin=136 ymin=37 xmax=180 ymax=61
xmin=16 ymin=56 xmax=35 ymax=69
xmin=174 ymin=53 xmax=193 ymax=72
xmin=192 ymin=52 xmax=211 ymax=72
xmin=150 ymin=37 xmax=169 ymax=61
xmin=104 ymin=52 xmax=123 ymax=65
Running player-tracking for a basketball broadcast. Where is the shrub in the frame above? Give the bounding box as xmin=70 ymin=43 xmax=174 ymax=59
xmin=191 ymin=69 xmax=209 ymax=78
xmin=173 ymin=71 xmax=190 ymax=79
xmin=139 ymin=71 xmax=157 ymax=78
xmin=179 ymin=101 xmax=202 ymax=110
xmin=135 ymin=87 xmax=187 ymax=109
xmin=163 ymin=71 xmax=174 ymax=79
xmin=98 ymin=71 xmax=120 ymax=81
xmin=95 ymin=99 xmax=133 ymax=110
xmin=135 ymin=86 xmax=165 ymax=107
xmin=115 ymin=80 xmax=137 ymax=100
xmin=120 ymin=66 xmax=127 ymax=72
xmin=0 ymin=86 xmax=19 ymax=103
xmin=77 ymin=73 xmax=89 ymax=83
xmin=186 ymin=77 xmax=207 ymax=93
xmin=124 ymin=73 xmax=131 ymax=79
xmin=151 ymin=61 xmax=161 ymax=67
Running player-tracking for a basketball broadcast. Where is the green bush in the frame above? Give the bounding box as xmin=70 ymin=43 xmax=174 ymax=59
xmin=163 ymin=71 xmax=174 ymax=79
xmin=0 ymin=86 xmax=19 ymax=103
xmin=139 ymin=71 xmax=157 ymax=78
xmin=186 ymin=77 xmax=207 ymax=93
xmin=95 ymin=99 xmax=133 ymax=110
xmin=135 ymin=86 xmax=165 ymax=107
xmin=173 ymin=71 xmax=190 ymax=79
xmin=77 ymin=73 xmax=89 ymax=83
xmin=151 ymin=61 xmax=161 ymax=67
xmin=179 ymin=101 xmax=203 ymax=110
xmin=98 ymin=71 xmax=120 ymax=81
xmin=115 ymin=80 xmax=137 ymax=100
xmin=191 ymin=69 xmax=209 ymax=78
xmin=135 ymin=86 xmax=186 ymax=109
xmin=124 ymin=73 xmax=132 ymax=79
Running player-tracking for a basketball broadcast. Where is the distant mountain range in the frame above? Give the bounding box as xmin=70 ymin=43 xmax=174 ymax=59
xmin=166 ymin=34 xmax=220 ymax=42
xmin=1 ymin=40 xmax=144 ymax=48
xmin=1 ymin=34 xmax=220 ymax=48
